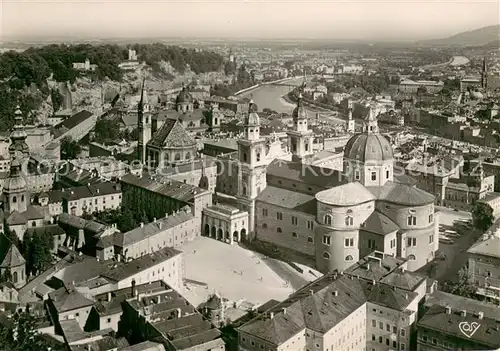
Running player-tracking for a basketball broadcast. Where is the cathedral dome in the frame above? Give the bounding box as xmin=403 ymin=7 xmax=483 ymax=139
xmin=3 ymin=159 xmax=26 ymax=193
xmin=344 ymin=133 xmax=393 ymax=163
xmin=245 ymin=101 xmax=260 ymax=126
xmin=176 ymin=87 xmax=193 ymax=104
xmin=292 ymin=94 xmax=308 ymax=121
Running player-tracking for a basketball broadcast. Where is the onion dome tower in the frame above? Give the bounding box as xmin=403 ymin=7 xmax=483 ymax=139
xmin=8 ymin=106 xmax=29 ymax=160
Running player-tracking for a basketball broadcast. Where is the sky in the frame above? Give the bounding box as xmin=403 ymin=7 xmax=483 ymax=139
xmin=1 ymin=0 xmax=499 ymax=41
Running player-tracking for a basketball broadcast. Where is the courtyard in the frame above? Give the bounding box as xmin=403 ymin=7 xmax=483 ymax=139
xmin=419 ymin=207 xmax=480 ymax=282
xmin=178 ymin=237 xmax=295 ymax=308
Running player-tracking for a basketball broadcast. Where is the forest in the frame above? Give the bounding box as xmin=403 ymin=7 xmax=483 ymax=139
xmin=0 ymin=44 xmax=225 ymax=131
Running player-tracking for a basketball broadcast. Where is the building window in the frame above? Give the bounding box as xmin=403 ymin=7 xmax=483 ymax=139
xmin=407 ymin=215 xmax=416 ymax=226
xmin=408 ymin=254 xmax=416 ymax=260
xmin=407 ymin=237 xmax=416 ymax=247
xmin=386 ymin=170 xmax=390 ymax=179
xmin=345 ymin=255 xmax=354 ymax=261
xmin=262 ymin=223 xmax=267 ymax=229
xmin=400 ymin=329 xmax=406 ymax=337
xmin=400 ymin=343 xmax=405 ymax=350
xmin=323 ymin=235 xmax=331 ymax=246
xmin=243 ymin=153 xmax=247 ymax=162
xmin=277 ymin=227 xmax=282 ymax=233
xmin=292 ymin=232 xmax=298 ymax=238
xmin=390 ymin=239 xmax=396 ymax=248
xmin=307 ymin=236 xmax=314 ymax=243
xmin=262 ymin=208 xmax=268 ymax=216
xmin=386 ymin=324 xmax=390 ymax=332
xmin=256 ymin=152 xmax=261 ymax=162
xmin=291 ymin=216 xmax=298 ymax=225
xmin=307 ymin=220 xmax=314 ymax=230
xmin=428 ymin=214 xmax=433 ymax=223
xmin=323 ymin=252 xmax=330 ymax=259
xmin=379 ymin=322 xmax=383 ymax=329
xmin=324 ymin=214 xmax=332 ymax=225
xmin=345 ymin=216 xmax=353 ymax=226
xmin=12 ymin=196 xmax=16 ymax=203
xmin=355 ymin=170 xmax=360 ymax=180
xmin=371 ymin=172 xmax=377 ymax=181
xmin=429 ymin=234 xmax=434 ymax=243
xmin=379 ymin=336 xmax=382 ymax=343
xmin=368 ymin=239 xmax=376 ymax=249
xmin=277 ymin=212 xmax=283 ymax=221
xmin=344 ymin=238 xmax=354 ymax=247
xmin=372 ymin=320 xmax=376 ymax=327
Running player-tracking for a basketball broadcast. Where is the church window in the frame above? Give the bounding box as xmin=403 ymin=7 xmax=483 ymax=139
xmin=175 ymin=153 xmax=181 ymax=161
xmin=428 ymin=214 xmax=433 ymax=223
xmin=256 ymin=152 xmax=261 ymax=162
xmin=292 ymin=232 xmax=298 ymax=238
xmin=21 ymin=195 xmax=24 ymax=202
xmin=345 ymin=255 xmax=354 ymax=261
xmin=262 ymin=223 xmax=267 ymax=229
xmin=324 ymin=214 xmax=332 ymax=225
xmin=345 ymin=216 xmax=353 ymax=226
xmin=243 ymin=153 xmax=248 ymax=162
xmin=407 ymin=255 xmax=416 ymax=261
xmin=307 ymin=236 xmax=314 ymax=243
xmin=32 ymin=221 xmax=36 ymax=227
xmin=323 ymin=235 xmax=331 ymax=246
xmin=355 ymin=170 xmax=360 ymax=180
xmin=344 ymin=238 xmax=354 ymax=247
xmin=292 ymin=143 xmax=297 ymax=152
xmin=371 ymin=172 xmax=377 ymax=181
xmin=386 ymin=170 xmax=390 ymax=179
xmin=12 ymin=196 xmax=16 ymax=203
xmin=276 ymin=212 xmax=283 ymax=221
xmin=13 ymin=272 xmax=18 ymax=284
xmin=214 ymin=118 xmax=218 ymax=125
xmin=323 ymin=252 xmax=330 ymax=260
xmin=429 ymin=234 xmax=434 ymax=244
xmin=305 ymin=143 xmax=309 ymax=151
xmin=407 ymin=215 xmax=416 ymax=226
xmin=291 ymin=216 xmax=298 ymax=225
xmin=242 ymin=186 xmax=247 ymax=196
xmin=185 ymin=152 xmax=191 ymax=160
xmin=262 ymin=208 xmax=268 ymax=216
xmin=277 ymin=227 xmax=282 ymax=233
xmin=368 ymin=239 xmax=376 ymax=249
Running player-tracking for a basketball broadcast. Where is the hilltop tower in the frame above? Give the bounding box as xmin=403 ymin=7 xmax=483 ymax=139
xmin=287 ymin=94 xmax=314 ymax=162
xmin=236 ymin=101 xmax=267 ymax=238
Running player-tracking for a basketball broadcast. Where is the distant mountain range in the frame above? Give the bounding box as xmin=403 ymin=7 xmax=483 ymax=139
xmin=418 ymin=25 xmax=500 ymax=47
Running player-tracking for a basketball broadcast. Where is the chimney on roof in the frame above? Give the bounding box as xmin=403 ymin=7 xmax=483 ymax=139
xmin=366 ymin=263 xmax=370 ymax=270
xmin=333 ymin=290 xmax=339 ymax=297
xmin=140 ymin=222 xmax=144 ymax=228
xmin=401 ymin=266 xmax=406 ymax=273
xmin=445 ymin=306 xmax=452 ymax=314
xmin=165 ymin=213 xmax=169 ymax=218
xmin=460 ymin=310 xmax=467 ymax=317
xmin=309 ymin=289 xmax=314 ymax=296
xmin=269 ymin=312 xmax=274 ymax=319
xmin=153 ymin=218 xmax=156 ymax=222
xmin=156 ymin=295 xmax=161 ymax=304
xmin=107 ymin=292 xmax=112 ymax=302
xmin=372 ymin=279 xmax=376 ymax=285
xmin=176 ymin=308 xmax=182 ymax=318
xmin=282 ymin=307 xmax=286 ymax=314
xmin=97 ymin=188 xmax=100 ymax=194
xmin=96 ymin=257 xmax=100 ymax=262
xmin=478 ymin=311 xmax=484 ymax=320
xmin=131 ymin=280 xmax=136 ymax=297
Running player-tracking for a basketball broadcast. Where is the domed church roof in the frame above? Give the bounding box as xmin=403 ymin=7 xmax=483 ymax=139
xmin=344 ymin=107 xmax=393 ymax=163
xmin=176 ymin=86 xmax=193 ymax=104
xmin=3 ymin=158 xmax=27 ymax=193
xmin=245 ymin=100 xmax=260 ymax=126
xmin=292 ymin=94 xmax=308 ymax=121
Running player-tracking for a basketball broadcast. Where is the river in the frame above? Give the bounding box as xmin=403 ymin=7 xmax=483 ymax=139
xmin=239 ymin=77 xmax=345 ymax=124
xmin=449 ymin=56 xmax=470 ymax=66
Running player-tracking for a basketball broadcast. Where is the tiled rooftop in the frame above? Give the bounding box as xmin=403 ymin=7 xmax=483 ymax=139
xmin=256 ymin=186 xmax=316 ymax=215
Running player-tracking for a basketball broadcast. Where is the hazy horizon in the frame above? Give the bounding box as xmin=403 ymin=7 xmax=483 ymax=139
xmin=2 ymin=0 xmax=499 ymax=42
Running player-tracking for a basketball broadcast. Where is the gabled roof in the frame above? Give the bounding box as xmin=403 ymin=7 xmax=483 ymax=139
xmin=0 ymin=235 xmax=25 ymax=268
xmin=368 ymin=181 xmax=434 ymax=206
xmin=147 ymin=119 xmax=196 ymax=149
xmin=256 ymin=186 xmax=316 ymax=214
xmin=467 ymin=234 xmax=500 ymax=259
xmin=362 ymin=210 xmax=399 ymax=236
xmin=48 ymin=284 xmax=94 ymax=313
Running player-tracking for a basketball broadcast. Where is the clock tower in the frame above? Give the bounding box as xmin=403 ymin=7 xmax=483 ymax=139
xmin=236 ymin=101 xmax=267 ymax=239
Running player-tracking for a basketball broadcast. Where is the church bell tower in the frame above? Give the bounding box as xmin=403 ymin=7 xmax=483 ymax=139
xmin=236 ymin=101 xmax=267 ymax=238
xmin=137 ymin=79 xmax=151 ymax=165
xmin=287 ymin=94 xmax=314 ymax=162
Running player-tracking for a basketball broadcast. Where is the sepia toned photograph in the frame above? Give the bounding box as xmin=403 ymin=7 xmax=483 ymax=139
xmin=0 ymin=0 xmax=499 ymax=350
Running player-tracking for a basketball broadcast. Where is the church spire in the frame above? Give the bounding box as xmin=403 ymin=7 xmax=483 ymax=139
xmin=481 ymin=57 xmax=488 ymax=89
xmin=363 ymin=106 xmax=379 ymax=134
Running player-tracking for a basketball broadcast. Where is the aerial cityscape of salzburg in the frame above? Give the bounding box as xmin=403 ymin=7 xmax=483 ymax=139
xmin=0 ymin=0 xmax=499 ymax=350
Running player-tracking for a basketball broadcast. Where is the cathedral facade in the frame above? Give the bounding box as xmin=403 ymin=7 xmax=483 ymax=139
xmin=216 ymin=96 xmax=439 ymax=273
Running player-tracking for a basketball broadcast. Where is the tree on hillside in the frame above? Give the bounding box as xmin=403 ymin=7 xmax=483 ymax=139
xmin=94 ymin=118 xmax=121 ymax=143
xmin=472 ymin=202 xmax=494 ymax=231
xmin=50 ymin=88 xmax=63 ymax=112
xmin=60 ymin=136 xmax=81 ymax=160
